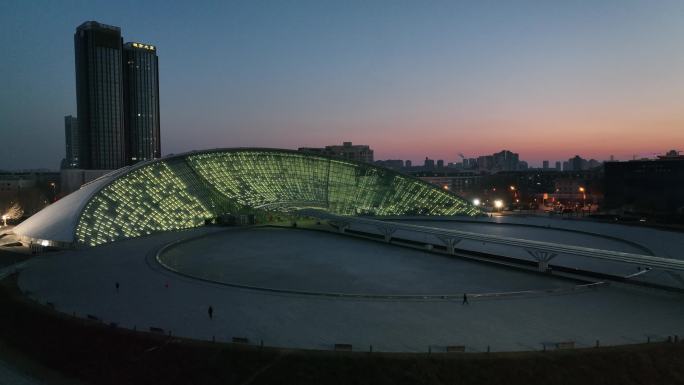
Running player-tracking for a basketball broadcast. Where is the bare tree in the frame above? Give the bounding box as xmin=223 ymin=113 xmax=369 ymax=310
xmin=2 ymin=202 xmax=23 ymax=226
xmin=6 ymin=202 xmax=23 ymax=219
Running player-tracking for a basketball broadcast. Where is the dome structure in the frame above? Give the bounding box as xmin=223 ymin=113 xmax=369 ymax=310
xmin=13 ymin=148 xmax=481 ymax=247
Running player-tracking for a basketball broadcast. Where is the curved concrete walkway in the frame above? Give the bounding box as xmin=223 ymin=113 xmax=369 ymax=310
xmin=391 ymin=215 xmax=684 ymax=260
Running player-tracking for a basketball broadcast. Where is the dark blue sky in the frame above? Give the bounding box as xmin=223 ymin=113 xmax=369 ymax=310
xmin=2 ymin=0 xmax=683 ymax=170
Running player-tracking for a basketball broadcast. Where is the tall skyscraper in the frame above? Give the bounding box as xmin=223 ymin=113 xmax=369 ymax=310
xmin=74 ymin=21 xmax=125 ymax=169
xmin=72 ymin=21 xmax=160 ymax=170
xmin=64 ymin=115 xmax=79 ymax=168
xmin=123 ymin=42 xmax=160 ymax=163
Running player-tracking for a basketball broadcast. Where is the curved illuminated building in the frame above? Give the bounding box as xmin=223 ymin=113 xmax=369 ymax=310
xmin=14 ymin=148 xmax=481 ymax=247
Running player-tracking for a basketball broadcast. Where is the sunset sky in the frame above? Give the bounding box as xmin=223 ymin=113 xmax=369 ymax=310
xmin=1 ymin=0 xmax=683 ymax=169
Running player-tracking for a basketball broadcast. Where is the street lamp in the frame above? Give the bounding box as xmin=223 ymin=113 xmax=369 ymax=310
xmin=494 ymin=200 xmax=504 ymax=211
xmin=509 ymin=185 xmax=519 ymax=209
xmin=472 ymin=198 xmax=481 ymax=206
xmin=578 ymin=186 xmax=586 ymax=215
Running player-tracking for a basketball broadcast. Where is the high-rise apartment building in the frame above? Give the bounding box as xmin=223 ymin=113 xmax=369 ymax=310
xmin=64 ymin=115 xmax=79 ymax=168
xmin=71 ymin=21 xmax=160 ymax=170
xmin=123 ymin=42 xmax=160 ymax=163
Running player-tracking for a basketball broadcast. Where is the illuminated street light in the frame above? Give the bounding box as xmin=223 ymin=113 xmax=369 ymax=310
xmin=494 ymin=200 xmax=504 ymax=209
xmin=578 ymin=186 xmax=585 ymax=192
xmin=509 ymin=185 xmax=516 ymax=191
xmin=472 ymin=198 xmax=481 ymax=206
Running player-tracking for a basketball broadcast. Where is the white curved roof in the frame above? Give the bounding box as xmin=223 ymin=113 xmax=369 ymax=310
xmin=12 ymin=174 xmax=114 ymax=243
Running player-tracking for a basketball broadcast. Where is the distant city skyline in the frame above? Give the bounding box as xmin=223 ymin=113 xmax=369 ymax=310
xmin=2 ymin=0 xmax=683 ymax=170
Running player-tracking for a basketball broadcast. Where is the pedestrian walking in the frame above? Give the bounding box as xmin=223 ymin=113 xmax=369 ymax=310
xmin=115 ymin=282 xmax=119 ymax=293
xmin=208 ymin=305 xmax=213 ymax=320
xmin=462 ymin=293 xmax=469 ymax=305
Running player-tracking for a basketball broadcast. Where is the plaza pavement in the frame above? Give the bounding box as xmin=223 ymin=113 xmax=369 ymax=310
xmin=17 ymin=226 xmax=684 ymax=353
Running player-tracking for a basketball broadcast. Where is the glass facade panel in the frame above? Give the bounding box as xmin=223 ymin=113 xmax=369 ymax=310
xmin=76 ymin=149 xmax=480 ymax=246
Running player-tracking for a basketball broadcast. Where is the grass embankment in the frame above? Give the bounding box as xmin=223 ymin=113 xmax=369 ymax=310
xmin=1 ymin=275 xmax=684 ymax=385
xmin=0 ymin=248 xmax=30 ymax=268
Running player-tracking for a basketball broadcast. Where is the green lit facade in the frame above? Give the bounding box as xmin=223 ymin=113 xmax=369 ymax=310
xmin=75 ymin=149 xmax=481 ymax=246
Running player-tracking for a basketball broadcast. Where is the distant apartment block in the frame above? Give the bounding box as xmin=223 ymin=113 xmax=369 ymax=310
xmin=299 ymin=142 xmax=374 ymax=163
xmin=564 ymin=155 xmax=601 ymax=171
xmin=375 ymin=159 xmax=405 ymax=170
xmin=477 ymin=150 xmax=520 ymax=172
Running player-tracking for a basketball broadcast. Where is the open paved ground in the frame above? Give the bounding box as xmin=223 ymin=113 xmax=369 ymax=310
xmin=160 ymin=228 xmax=575 ymax=295
xmin=17 ymin=226 xmax=684 ymax=353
